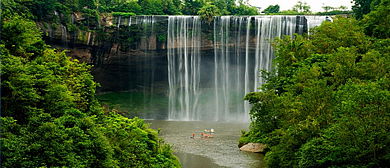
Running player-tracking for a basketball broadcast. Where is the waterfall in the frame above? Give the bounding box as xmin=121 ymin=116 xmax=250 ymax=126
xmin=244 ymin=16 xmax=252 ymax=121
xmin=167 ymin=16 xmax=201 ymax=121
xmin=214 ymin=16 xmax=243 ymax=121
xmin=71 ymin=13 xmax=75 ymax=24
xmin=136 ymin=16 xmax=156 ymax=112
xmin=306 ymin=16 xmax=327 ymax=34
xmin=61 ymin=25 xmax=68 ymax=48
xmin=117 ymin=15 xmax=122 ymax=28
xmin=167 ymin=15 xmax=326 ymax=122
xmin=215 ymin=16 xmax=301 ymax=121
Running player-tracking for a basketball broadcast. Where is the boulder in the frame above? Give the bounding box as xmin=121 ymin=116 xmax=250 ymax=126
xmin=239 ymin=143 xmax=267 ymax=153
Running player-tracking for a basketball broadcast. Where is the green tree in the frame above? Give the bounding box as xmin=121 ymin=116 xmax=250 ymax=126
xmin=21 ymin=0 xmax=57 ymax=20
xmin=338 ymin=5 xmax=348 ymax=10
xmin=209 ymin=0 xmax=230 ymax=15
xmin=182 ymin=0 xmax=204 ymax=15
xmin=262 ymin=4 xmax=280 ymax=14
xmin=172 ymin=0 xmax=181 ymax=9
xmin=235 ymin=0 xmax=259 ymax=15
xmin=292 ymin=0 xmax=311 ymax=13
xmin=352 ymin=0 xmax=380 ymax=19
xmin=198 ymin=3 xmax=221 ymax=24
xmin=161 ymin=0 xmax=182 ymax=15
xmin=224 ymin=0 xmax=238 ymax=15
xmin=322 ymin=5 xmax=334 ymax=12
xmin=361 ymin=0 xmax=390 ymax=39
xmin=138 ymin=0 xmax=165 ymax=15
xmin=1 ymin=14 xmax=181 ymax=168
xmin=111 ymin=1 xmax=142 ymax=14
xmin=241 ymin=16 xmax=390 ymax=167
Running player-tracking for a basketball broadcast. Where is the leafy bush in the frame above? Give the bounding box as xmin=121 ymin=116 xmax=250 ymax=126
xmin=361 ymin=0 xmax=390 ymax=39
xmin=1 ymin=14 xmax=181 ymax=168
xmin=112 ymin=12 xmax=136 ymax=18
xmin=243 ymin=15 xmax=390 ymax=168
xmin=198 ymin=3 xmax=221 ymax=24
xmin=316 ymin=10 xmax=353 ymax=15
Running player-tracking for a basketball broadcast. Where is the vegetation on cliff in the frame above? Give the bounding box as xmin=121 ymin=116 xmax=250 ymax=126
xmin=1 ymin=11 xmax=180 ymax=168
xmin=241 ymin=0 xmax=390 ymax=167
xmin=2 ymin=0 xmax=258 ymax=25
xmin=263 ymin=1 xmax=352 ymax=15
xmin=1 ymin=0 xmax=259 ymax=55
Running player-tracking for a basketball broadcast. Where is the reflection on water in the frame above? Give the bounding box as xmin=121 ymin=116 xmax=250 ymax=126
xmin=146 ymin=120 xmax=266 ymax=168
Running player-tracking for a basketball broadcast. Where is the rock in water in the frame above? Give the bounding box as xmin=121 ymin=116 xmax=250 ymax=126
xmin=239 ymin=143 xmax=267 ymax=153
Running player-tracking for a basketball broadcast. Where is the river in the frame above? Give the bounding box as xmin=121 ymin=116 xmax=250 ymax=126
xmin=146 ymin=120 xmax=266 ymax=168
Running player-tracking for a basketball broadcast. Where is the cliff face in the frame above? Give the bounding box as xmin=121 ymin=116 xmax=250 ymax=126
xmin=38 ymin=15 xmax=188 ymax=93
xmin=38 ymin=15 xmax=313 ymax=95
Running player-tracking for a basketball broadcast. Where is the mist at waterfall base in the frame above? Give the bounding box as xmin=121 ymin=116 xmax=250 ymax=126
xmin=97 ymin=15 xmax=327 ymax=122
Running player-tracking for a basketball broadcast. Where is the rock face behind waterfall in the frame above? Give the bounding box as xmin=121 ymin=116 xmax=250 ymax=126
xmin=38 ymin=15 xmax=327 ymax=121
xmin=37 ymin=15 xmax=172 ymax=93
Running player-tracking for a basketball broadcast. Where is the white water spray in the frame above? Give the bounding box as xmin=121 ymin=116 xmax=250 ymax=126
xmin=165 ymin=15 xmax=326 ymax=121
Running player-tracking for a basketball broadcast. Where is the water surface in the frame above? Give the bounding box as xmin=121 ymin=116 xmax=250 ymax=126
xmin=146 ymin=120 xmax=266 ymax=168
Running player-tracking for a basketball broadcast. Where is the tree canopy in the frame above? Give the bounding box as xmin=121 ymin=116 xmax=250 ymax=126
xmin=292 ymin=1 xmax=311 ymax=13
xmin=240 ymin=0 xmax=390 ymax=167
xmin=1 ymin=10 xmax=181 ymax=168
xmin=198 ymin=3 xmax=221 ymax=24
xmin=352 ymin=0 xmax=380 ymax=19
xmin=262 ymin=5 xmax=280 ymax=14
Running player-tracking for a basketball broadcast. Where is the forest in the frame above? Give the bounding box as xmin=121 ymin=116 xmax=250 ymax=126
xmin=240 ymin=0 xmax=390 ymax=167
xmin=2 ymin=0 xmax=390 ymax=167
xmin=0 ymin=0 xmax=259 ymax=167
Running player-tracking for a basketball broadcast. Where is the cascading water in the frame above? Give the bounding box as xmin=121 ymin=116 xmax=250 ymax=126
xmin=214 ymin=16 xmax=248 ymax=121
xmin=117 ymin=15 xmax=122 ymax=28
xmin=167 ymin=15 xmax=327 ymax=122
xmin=167 ymin=16 xmax=201 ymax=121
xmin=137 ymin=16 xmax=157 ymax=112
xmin=61 ymin=25 xmax=68 ymax=48
xmin=79 ymin=15 xmax=326 ymax=121
xmin=41 ymin=14 xmax=326 ymax=121
xmin=306 ymin=16 xmax=327 ymax=34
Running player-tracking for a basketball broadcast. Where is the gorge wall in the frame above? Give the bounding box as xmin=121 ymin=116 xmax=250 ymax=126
xmin=39 ymin=15 xmax=329 ymax=121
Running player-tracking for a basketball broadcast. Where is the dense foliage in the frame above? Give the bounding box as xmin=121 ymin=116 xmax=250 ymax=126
xmin=361 ymin=0 xmax=390 ymax=39
xmin=1 ymin=0 xmax=258 ymax=26
xmin=1 ymin=0 xmax=259 ymax=55
xmin=352 ymin=0 xmax=381 ymax=19
xmin=241 ymin=0 xmax=390 ymax=167
xmin=291 ymin=0 xmax=311 ymax=13
xmin=1 ymin=13 xmax=181 ymax=168
xmin=264 ymin=1 xmax=351 ymax=15
xmin=262 ymin=5 xmax=280 ymax=14
xmin=198 ymin=3 xmax=221 ymax=24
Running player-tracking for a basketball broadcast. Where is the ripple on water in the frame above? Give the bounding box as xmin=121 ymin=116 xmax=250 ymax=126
xmin=146 ymin=120 xmax=266 ymax=168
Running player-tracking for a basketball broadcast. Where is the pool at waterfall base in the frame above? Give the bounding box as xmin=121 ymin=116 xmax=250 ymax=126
xmin=146 ymin=120 xmax=266 ymax=168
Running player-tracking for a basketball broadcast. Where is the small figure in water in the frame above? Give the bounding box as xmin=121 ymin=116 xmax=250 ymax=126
xmin=191 ymin=133 xmax=195 ymax=138
xmin=201 ymin=132 xmax=204 ymax=138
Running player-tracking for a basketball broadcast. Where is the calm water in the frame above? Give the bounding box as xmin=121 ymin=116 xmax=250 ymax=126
xmin=146 ymin=120 xmax=266 ymax=168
